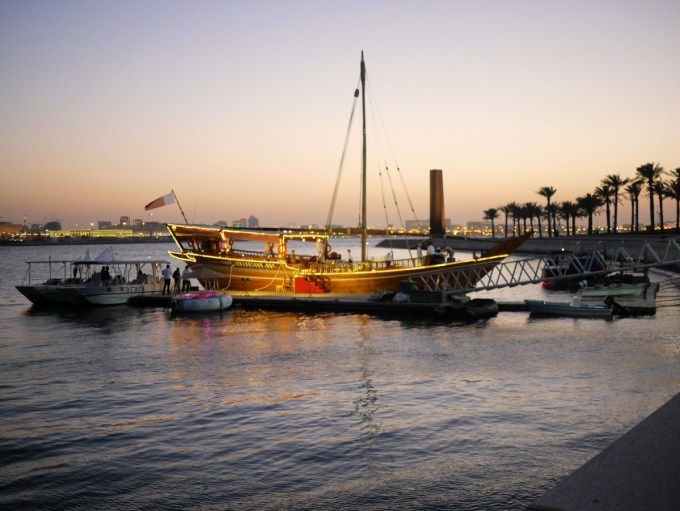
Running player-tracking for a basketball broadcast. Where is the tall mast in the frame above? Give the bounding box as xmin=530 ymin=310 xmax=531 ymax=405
xmin=360 ymin=51 xmax=367 ymax=262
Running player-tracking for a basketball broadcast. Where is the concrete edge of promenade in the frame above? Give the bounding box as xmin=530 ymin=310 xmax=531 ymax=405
xmin=527 ymin=391 xmax=680 ymax=510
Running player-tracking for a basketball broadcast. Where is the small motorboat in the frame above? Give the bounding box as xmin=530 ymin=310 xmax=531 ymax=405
xmin=524 ymin=298 xmax=613 ymax=318
xmin=579 ymin=281 xmax=648 ymax=298
xmin=171 ymin=290 xmax=233 ymax=314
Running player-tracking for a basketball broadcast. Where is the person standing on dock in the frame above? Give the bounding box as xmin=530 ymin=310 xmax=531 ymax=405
xmin=172 ymin=267 xmax=181 ymax=293
xmin=426 ymin=241 xmax=436 ymax=264
xmin=181 ymin=266 xmax=191 ymax=292
xmin=162 ymin=264 xmax=172 ymax=295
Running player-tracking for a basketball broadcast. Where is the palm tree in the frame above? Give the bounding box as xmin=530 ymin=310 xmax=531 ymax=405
xmin=500 ymin=204 xmax=512 ymax=238
xmin=547 ymin=203 xmax=560 ymax=236
xmin=652 ymin=180 xmax=669 ymax=232
xmin=524 ymin=202 xmax=541 ymax=236
xmin=533 ymin=203 xmax=544 ymax=238
xmin=636 ymin=162 xmax=663 ymax=231
xmin=669 ymin=168 xmax=680 ymax=231
xmin=560 ymin=201 xmax=579 ymax=236
xmin=594 ymin=184 xmax=614 ymax=234
xmin=483 ymin=208 xmax=499 ymax=238
xmin=577 ymin=193 xmax=603 ymax=235
xmin=556 ymin=202 xmax=569 ymax=236
xmin=625 ymin=180 xmax=643 ymax=233
xmin=507 ymin=202 xmax=521 ymax=237
xmin=520 ymin=204 xmax=530 ymax=234
xmin=537 ymin=186 xmax=557 ymax=237
xmin=602 ymin=174 xmax=630 ymax=233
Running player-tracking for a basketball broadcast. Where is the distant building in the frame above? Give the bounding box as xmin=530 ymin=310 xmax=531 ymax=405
xmin=44 ymin=221 xmax=62 ymax=231
xmin=119 ymin=216 xmax=130 ymax=228
xmin=248 ymin=215 xmax=259 ymax=228
xmin=98 ymin=220 xmax=112 ymax=229
xmin=213 ymin=220 xmax=228 ymax=228
xmin=405 ymin=219 xmax=451 ymax=233
xmin=405 ymin=220 xmax=426 ymax=232
xmin=232 ymin=218 xmax=248 ymax=228
xmin=132 ymin=218 xmax=144 ymax=227
xmin=466 ymin=221 xmax=492 ymax=235
xmin=0 ymin=222 xmax=23 ymax=235
xmin=142 ymin=221 xmax=165 ymax=235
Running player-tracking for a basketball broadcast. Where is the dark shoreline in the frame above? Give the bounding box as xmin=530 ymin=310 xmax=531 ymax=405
xmin=0 ymin=236 xmax=173 ymax=247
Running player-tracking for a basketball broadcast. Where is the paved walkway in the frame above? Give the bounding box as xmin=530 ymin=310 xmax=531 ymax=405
xmin=528 ymin=392 xmax=680 ymax=510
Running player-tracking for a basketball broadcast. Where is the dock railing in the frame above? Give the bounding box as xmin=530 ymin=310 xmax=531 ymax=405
xmin=410 ymin=238 xmax=680 ymax=295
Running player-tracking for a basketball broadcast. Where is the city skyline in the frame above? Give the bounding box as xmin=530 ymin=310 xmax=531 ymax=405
xmin=2 ymin=1 xmax=679 ymax=230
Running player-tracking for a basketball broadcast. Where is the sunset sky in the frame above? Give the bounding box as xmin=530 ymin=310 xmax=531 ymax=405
xmin=2 ymin=0 xmax=679 ymax=230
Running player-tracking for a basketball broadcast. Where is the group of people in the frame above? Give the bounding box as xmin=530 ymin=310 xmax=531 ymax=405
xmin=416 ymin=240 xmax=455 ymax=265
xmin=162 ymin=265 xmax=193 ymax=295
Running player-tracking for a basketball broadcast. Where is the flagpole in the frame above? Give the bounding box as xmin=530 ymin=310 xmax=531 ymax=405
xmin=171 ymin=190 xmax=189 ymax=224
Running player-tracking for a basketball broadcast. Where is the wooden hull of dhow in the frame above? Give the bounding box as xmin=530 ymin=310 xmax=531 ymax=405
xmin=165 ymin=225 xmax=532 ymax=295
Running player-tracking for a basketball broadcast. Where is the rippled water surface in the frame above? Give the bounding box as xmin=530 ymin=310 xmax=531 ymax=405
xmin=1 ymin=242 xmax=680 ymax=510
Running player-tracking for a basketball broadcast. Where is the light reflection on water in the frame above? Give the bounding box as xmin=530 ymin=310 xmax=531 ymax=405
xmin=1 ymin=243 xmax=680 ymax=510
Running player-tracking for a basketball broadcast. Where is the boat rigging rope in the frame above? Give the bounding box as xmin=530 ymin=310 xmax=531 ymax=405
xmin=326 ymin=79 xmax=361 ymax=231
xmin=254 ymin=261 xmax=293 ymax=292
xmin=367 ymin=81 xmax=415 ymax=258
xmin=216 ymin=264 xmax=234 ymax=290
xmin=325 ymin=68 xmax=425 ymax=261
xmin=366 ymin=80 xmax=424 ymax=233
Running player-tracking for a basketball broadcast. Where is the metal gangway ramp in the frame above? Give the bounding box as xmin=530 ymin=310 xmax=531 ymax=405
xmin=413 ymin=237 xmax=680 ymax=295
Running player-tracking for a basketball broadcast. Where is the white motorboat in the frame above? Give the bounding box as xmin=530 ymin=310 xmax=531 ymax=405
xmin=171 ymin=290 xmax=233 ymax=314
xmin=579 ymin=282 xmax=659 ymax=315
xmin=16 ymin=250 xmax=170 ymax=306
xmin=524 ymin=298 xmax=613 ymax=318
xmin=579 ymin=282 xmax=648 ymax=298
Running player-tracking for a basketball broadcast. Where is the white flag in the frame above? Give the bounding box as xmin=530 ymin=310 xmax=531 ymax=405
xmin=145 ymin=192 xmax=175 ymax=211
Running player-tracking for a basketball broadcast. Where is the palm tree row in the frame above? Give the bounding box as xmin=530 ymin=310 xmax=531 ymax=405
xmin=483 ymin=162 xmax=680 ymax=237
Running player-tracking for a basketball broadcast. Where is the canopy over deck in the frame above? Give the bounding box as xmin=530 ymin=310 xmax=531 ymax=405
xmin=167 ymin=224 xmax=330 ymax=244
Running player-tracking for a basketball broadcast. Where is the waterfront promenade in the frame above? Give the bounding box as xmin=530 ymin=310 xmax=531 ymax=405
xmin=529 ymin=391 xmax=680 ymax=510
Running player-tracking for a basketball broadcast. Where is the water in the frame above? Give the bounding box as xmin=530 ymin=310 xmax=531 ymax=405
xmin=2 ymin=241 xmax=680 ymax=510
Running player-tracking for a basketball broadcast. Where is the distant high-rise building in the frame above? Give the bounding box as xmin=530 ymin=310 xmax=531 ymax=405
xmin=119 ymin=216 xmax=130 ymax=227
xmin=248 ymin=215 xmax=259 ymax=228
